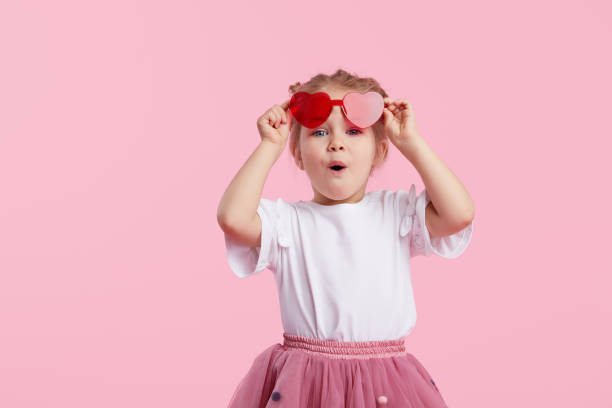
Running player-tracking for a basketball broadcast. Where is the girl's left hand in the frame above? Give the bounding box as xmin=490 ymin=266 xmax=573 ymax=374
xmin=382 ymin=97 xmax=420 ymax=147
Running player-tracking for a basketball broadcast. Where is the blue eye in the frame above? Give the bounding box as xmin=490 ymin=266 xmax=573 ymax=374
xmin=312 ymin=129 xmax=362 ymax=137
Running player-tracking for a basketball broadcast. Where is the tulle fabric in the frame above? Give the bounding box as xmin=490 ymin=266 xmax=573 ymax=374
xmin=228 ymin=333 xmax=449 ymax=408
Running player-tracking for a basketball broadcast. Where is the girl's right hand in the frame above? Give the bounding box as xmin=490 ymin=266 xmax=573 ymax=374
xmin=256 ymin=99 xmax=292 ymax=147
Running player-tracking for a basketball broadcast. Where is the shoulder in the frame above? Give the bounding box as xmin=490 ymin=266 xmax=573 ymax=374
xmin=256 ymin=197 xmax=290 ymax=228
xmin=372 ymin=186 xmax=418 ymax=209
xmin=259 ymin=196 xmax=294 ymax=212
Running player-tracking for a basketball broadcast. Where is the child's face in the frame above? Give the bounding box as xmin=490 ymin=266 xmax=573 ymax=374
xmin=295 ymin=87 xmax=386 ymax=205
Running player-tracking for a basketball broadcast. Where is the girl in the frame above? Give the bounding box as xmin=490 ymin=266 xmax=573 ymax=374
xmin=217 ymin=69 xmax=475 ymax=407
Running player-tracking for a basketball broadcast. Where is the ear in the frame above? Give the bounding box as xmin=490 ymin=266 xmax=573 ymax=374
xmin=373 ymin=139 xmax=388 ymax=166
xmin=293 ymin=145 xmax=304 ymax=170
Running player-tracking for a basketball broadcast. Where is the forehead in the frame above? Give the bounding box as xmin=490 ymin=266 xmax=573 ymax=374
xmin=318 ymin=87 xmax=352 ymax=100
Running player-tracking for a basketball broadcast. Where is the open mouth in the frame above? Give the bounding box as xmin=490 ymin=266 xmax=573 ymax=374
xmin=328 ymin=165 xmax=347 ymax=175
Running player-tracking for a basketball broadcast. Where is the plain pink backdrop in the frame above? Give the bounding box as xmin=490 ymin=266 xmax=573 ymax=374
xmin=1 ymin=0 xmax=611 ymax=406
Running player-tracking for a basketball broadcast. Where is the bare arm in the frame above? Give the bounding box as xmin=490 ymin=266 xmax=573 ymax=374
xmin=217 ymin=139 xmax=284 ymax=229
xmin=398 ymin=135 xmax=475 ymax=238
xmin=217 ymin=100 xmax=291 ymax=246
xmin=382 ymin=98 xmax=473 ymax=238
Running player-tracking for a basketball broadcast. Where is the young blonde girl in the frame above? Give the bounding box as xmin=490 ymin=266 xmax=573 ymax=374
xmin=218 ymin=69 xmax=475 ymax=407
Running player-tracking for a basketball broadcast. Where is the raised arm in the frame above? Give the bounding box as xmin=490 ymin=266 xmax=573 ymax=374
xmin=216 ymin=140 xmax=284 ymax=245
xmin=382 ymin=97 xmax=475 ymax=238
xmin=217 ymin=100 xmax=291 ymax=247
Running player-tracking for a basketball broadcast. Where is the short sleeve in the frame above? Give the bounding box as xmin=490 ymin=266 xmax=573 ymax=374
xmin=223 ymin=197 xmax=291 ymax=278
xmin=397 ymin=185 xmax=473 ymax=259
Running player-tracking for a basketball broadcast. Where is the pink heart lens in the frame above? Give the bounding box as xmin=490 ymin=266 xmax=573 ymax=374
xmin=343 ymin=92 xmax=384 ymax=129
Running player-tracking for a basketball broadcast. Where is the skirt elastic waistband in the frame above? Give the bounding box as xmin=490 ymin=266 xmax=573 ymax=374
xmin=282 ymin=333 xmax=408 ymax=359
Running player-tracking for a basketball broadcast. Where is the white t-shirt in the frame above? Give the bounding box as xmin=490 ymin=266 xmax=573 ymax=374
xmin=224 ymin=185 xmax=473 ymax=342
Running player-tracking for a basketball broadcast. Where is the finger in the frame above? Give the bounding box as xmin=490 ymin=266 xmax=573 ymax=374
xmin=403 ymin=101 xmax=413 ymax=114
xmin=269 ymin=111 xmax=278 ymax=127
xmin=274 ymin=108 xmax=285 ymax=125
xmin=275 ymin=106 xmax=287 ymax=123
xmin=275 ymin=109 xmax=282 ymax=126
xmin=383 ymin=109 xmax=395 ymax=127
xmin=281 ymin=99 xmax=290 ymax=110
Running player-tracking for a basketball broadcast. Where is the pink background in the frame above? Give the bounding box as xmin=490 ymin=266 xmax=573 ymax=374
xmin=1 ymin=0 xmax=611 ymax=406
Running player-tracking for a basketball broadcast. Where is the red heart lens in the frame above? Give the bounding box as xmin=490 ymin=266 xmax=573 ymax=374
xmin=289 ymin=91 xmax=384 ymax=129
xmin=289 ymin=92 xmax=332 ymax=128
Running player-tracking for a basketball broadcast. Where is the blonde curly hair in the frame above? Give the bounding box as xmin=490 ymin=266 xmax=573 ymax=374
xmin=287 ymin=68 xmax=389 ymax=174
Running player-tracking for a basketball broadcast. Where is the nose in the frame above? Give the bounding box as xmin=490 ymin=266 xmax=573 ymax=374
xmin=327 ymin=107 xmax=347 ymax=151
xmin=328 ymin=136 xmax=345 ymax=152
xmin=327 ymin=127 xmax=346 ymax=152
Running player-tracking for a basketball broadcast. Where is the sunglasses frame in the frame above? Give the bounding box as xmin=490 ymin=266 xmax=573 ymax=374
xmin=289 ymin=91 xmax=384 ymax=129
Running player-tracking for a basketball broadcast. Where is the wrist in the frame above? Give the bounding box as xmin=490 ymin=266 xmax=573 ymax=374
xmin=260 ymin=139 xmax=285 ymax=157
xmin=396 ymin=134 xmax=426 ymax=161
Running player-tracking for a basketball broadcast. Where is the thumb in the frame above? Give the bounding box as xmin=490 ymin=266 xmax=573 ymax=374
xmin=281 ymin=99 xmax=293 ymax=127
xmin=382 ymin=108 xmax=393 ymax=125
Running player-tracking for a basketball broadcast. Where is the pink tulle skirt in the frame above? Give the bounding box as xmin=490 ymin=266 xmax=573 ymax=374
xmin=227 ymin=333 xmax=449 ymax=407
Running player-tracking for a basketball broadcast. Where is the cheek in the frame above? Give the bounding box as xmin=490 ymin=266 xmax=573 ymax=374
xmin=302 ymin=150 xmax=322 ymax=167
xmin=354 ymin=138 xmax=377 ymax=158
xmin=300 ymin=140 xmax=322 ymax=161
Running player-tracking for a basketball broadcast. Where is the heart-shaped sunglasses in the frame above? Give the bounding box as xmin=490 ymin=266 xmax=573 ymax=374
xmin=288 ymin=91 xmax=384 ymax=129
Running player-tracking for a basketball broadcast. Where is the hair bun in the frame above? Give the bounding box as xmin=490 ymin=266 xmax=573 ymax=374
xmin=288 ymin=81 xmax=303 ymax=94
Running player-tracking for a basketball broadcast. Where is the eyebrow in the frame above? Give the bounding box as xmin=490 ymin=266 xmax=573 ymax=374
xmin=318 ymin=115 xmax=355 ymax=127
xmin=318 ymin=119 xmax=357 ymax=127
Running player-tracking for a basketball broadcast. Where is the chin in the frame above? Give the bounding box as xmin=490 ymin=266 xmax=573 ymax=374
xmin=321 ymin=186 xmax=354 ymax=201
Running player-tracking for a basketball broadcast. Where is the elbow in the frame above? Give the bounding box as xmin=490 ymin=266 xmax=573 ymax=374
xmin=217 ymin=209 xmax=232 ymax=230
xmin=217 ymin=211 xmax=254 ymax=232
xmin=462 ymin=206 xmax=475 ymax=226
